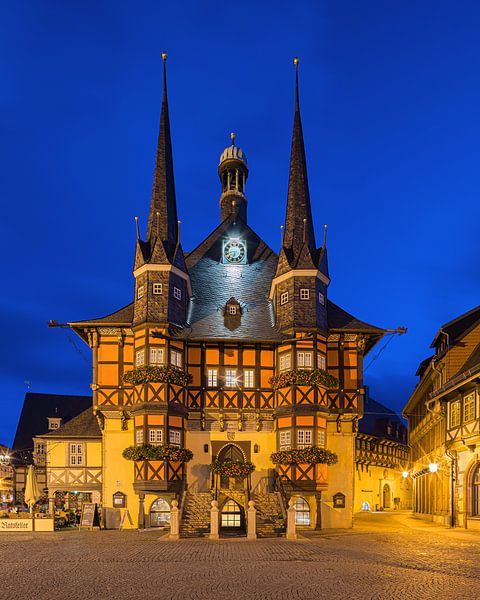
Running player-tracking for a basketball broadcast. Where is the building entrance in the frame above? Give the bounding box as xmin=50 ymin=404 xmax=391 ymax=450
xmin=383 ymin=484 xmax=391 ymax=509
xmin=220 ymin=499 xmax=245 ymax=535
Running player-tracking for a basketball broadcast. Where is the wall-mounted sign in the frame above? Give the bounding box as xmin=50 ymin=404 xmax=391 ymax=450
xmin=333 ymin=492 xmax=346 ymax=509
xmin=0 ymin=519 xmax=33 ymax=531
xmin=113 ymin=491 xmax=127 ymax=508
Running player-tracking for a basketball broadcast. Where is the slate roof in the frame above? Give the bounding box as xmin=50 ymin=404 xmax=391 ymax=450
xmin=327 ymin=301 xmax=384 ymax=333
xmin=430 ymin=305 xmax=480 ymax=348
xmin=39 ymin=408 xmax=101 ymax=439
xmin=69 ymin=303 xmax=134 ymax=326
xmin=12 ymin=393 xmax=92 ymax=453
xmin=359 ymin=394 xmax=407 ymax=444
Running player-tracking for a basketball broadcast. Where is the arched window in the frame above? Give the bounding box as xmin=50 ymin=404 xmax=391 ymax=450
xmin=472 ymin=464 xmax=480 ymax=516
xmin=221 ymin=500 xmax=242 ymax=528
xmin=293 ymin=497 xmax=310 ymax=526
xmin=150 ymin=497 xmax=170 ymax=527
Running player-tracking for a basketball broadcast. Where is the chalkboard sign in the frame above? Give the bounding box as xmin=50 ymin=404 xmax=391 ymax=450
xmin=80 ymin=503 xmax=100 ymax=530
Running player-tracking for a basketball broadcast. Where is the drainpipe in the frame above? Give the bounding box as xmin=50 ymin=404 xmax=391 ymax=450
xmin=445 ymin=449 xmax=456 ymax=528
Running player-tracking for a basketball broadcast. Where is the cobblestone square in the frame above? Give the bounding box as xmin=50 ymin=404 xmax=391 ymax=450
xmin=0 ymin=513 xmax=478 ymax=600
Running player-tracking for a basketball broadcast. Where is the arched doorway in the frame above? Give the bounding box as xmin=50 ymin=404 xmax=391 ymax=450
xmin=150 ymin=497 xmax=170 ymax=528
xmin=217 ymin=444 xmax=245 ymax=490
xmin=293 ymin=497 xmax=310 ymax=526
xmin=220 ymin=499 xmax=245 ymax=535
xmin=383 ymin=484 xmax=391 ymax=509
xmin=471 ymin=463 xmax=480 ymax=516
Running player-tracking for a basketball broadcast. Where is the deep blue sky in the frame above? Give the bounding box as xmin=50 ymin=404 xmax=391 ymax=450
xmin=1 ymin=1 xmax=479 ymax=445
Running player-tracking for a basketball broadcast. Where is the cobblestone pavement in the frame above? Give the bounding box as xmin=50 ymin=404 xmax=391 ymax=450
xmin=0 ymin=512 xmax=479 ymax=600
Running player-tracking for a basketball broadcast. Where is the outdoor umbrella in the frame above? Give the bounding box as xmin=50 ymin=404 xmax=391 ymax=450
xmin=24 ymin=465 xmax=41 ymax=512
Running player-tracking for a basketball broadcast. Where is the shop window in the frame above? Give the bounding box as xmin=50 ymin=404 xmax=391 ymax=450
xmin=293 ymin=497 xmax=310 ymax=525
xmin=150 ymin=347 xmax=164 ymax=365
xmin=225 ymin=369 xmax=237 ymax=387
xmin=243 ymin=369 xmax=254 ymax=388
xmin=136 ymin=349 xmax=145 ymax=366
xmin=279 ymin=353 xmax=291 ymax=372
xmin=450 ymin=401 xmax=461 ymax=428
xmin=149 ymin=429 xmax=163 ymax=446
xmin=463 ymin=392 xmax=476 ymax=423
xmin=170 ymin=349 xmax=182 ymax=369
xmin=69 ymin=443 xmax=84 ymax=466
xmin=207 ymin=368 xmax=218 ymax=387
xmin=279 ymin=430 xmax=291 ymax=451
xmin=297 ymin=430 xmax=312 ymax=449
xmin=297 ymin=351 xmax=313 ymax=369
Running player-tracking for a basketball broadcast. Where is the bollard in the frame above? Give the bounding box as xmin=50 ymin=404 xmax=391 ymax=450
xmin=210 ymin=500 xmax=219 ymax=540
xmin=247 ymin=500 xmax=257 ymax=540
xmin=286 ymin=498 xmax=297 ymax=540
xmin=169 ymin=499 xmax=179 ymax=540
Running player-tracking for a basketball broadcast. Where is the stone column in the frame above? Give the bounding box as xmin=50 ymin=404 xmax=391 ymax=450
xmin=247 ymin=500 xmax=257 ymax=540
xmin=286 ymin=498 xmax=297 ymax=540
xmin=210 ymin=500 xmax=219 ymax=540
xmin=315 ymin=493 xmax=322 ymax=530
xmin=169 ymin=500 xmax=179 ymax=540
xmin=138 ymin=493 xmax=145 ymax=530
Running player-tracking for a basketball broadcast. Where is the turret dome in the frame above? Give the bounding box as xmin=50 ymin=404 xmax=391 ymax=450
xmin=219 ymin=133 xmax=248 ymax=167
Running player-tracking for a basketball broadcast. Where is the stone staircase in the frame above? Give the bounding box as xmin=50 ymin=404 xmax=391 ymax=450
xmin=253 ymin=491 xmax=286 ymax=538
xmin=180 ymin=491 xmax=213 ymax=538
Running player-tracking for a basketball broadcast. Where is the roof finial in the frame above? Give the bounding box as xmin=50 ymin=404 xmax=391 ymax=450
xmin=161 ymin=52 xmax=167 ymax=61
xmin=162 ymin=52 xmax=168 ymax=94
xmin=323 ymin=224 xmax=328 ymax=247
xmin=230 ymin=132 xmax=235 ymax=146
xmin=134 ymin=216 xmax=140 ymax=240
xmin=293 ymin=56 xmax=299 ymax=111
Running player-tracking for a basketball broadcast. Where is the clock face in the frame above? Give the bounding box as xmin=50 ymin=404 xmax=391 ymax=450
xmin=223 ymin=239 xmax=246 ymax=264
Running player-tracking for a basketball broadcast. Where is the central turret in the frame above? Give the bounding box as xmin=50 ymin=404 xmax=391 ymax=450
xmin=218 ymin=133 xmax=249 ymax=223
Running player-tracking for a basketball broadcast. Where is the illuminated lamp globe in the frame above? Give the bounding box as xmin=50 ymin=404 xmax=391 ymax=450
xmin=402 ymin=471 xmax=409 ymax=479
xmin=428 ymin=463 xmax=439 ymax=473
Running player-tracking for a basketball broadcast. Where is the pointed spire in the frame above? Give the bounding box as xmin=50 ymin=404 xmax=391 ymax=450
xmin=146 ymin=52 xmax=179 ymax=262
xmin=282 ymin=57 xmax=316 ymax=265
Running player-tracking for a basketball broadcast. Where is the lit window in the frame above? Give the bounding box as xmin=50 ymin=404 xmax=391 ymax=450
xmin=279 ymin=353 xmax=291 ymax=372
xmin=280 ymin=291 xmax=289 ymax=305
xmin=136 ymin=349 xmax=145 ymax=366
xmin=69 ymin=443 xmax=84 ymax=466
xmin=318 ymin=292 xmax=325 ymax=305
xmin=153 ymin=283 xmax=163 ymax=295
xmin=135 ymin=429 xmax=144 ymax=446
xmin=47 ymin=417 xmax=62 ymax=430
xmin=317 ymin=354 xmax=326 ymax=371
xmin=173 ymin=286 xmax=182 ymax=300
xmin=293 ymin=497 xmax=310 ymax=525
xmin=207 ymin=369 xmax=218 ymax=387
xmin=137 ymin=285 xmax=145 ymax=300
xmin=300 ymin=289 xmax=310 ymax=300
xmin=464 ymin=392 xmax=476 ymax=423
xmin=244 ymin=369 xmax=254 ymax=388
xmin=169 ymin=429 xmax=181 ymax=447
xmin=279 ymin=430 xmax=291 ymax=450
xmin=221 ymin=500 xmax=242 ymax=527
xmin=170 ymin=349 xmax=182 ymax=369
xmin=150 ymin=347 xmax=164 ymax=365
xmin=317 ymin=430 xmax=326 ymax=447
xmin=297 ymin=351 xmax=313 ymax=369
xmin=149 ymin=429 xmax=163 ymax=446
xmin=450 ymin=401 xmax=461 ymax=428
xmin=225 ymin=369 xmax=237 ymax=387
xmin=297 ymin=430 xmax=312 ymax=448
xmin=34 ymin=442 xmax=45 ymax=455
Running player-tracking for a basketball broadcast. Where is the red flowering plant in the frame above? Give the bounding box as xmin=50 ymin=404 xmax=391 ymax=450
xmin=269 ymin=368 xmax=338 ymax=391
xmin=122 ymin=445 xmax=193 ymax=463
xmin=209 ymin=459 xmax=256 ymax=478
xmin=270 ymin=447 xmax=338 ymax=466
xmin=122 ymin=365 xmax=192 ymax=387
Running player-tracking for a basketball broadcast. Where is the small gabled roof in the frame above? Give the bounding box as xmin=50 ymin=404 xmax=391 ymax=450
xmin=415 ymin=355 xmax=434 ymax=377
xmin=69 ymin=303 xmax=134 ymax=328
xmin=39 ymin=408 xmax=101 ymax=439
xmin=430 ymin=305 xmax=480 ymax=348
xmin=327 ymin=300 xmax=385 ymax=334
xmin=12 ymin=393 xmax=92 ymax=453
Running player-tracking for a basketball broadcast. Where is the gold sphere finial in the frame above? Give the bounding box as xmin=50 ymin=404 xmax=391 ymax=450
xmin=293 ymin=56 xmax=299 ymax=67
xmin=230 ymin=132 xmax=235 ymax=146
xmin=162 ymin=52 xmax=167 ymax=62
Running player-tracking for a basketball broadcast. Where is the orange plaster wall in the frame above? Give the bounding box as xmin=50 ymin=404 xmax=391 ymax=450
xmin=189 ymin=366 xmax=201 ymax=386
xmin=206 ymin=348 xmax=219 ymax=364
xmin=147 ymin=415 xmax=164 ymax=426
xmin=99 ymin=344 xmax=118 ymax=362
xmin=134 ymin=415 xmax=145 ymax=426
xmin=261 ymin=350 xmax=274 ymax=367
xmin=224 ymin=348 xmax=238 ymax=365
xmin=168 ymin=416 xmax=183 ymax=428
xmin=98 ymin=364 xmax=118 ymax=386
xmin=260 ymin=370 xmax=272 ymax=388
xmin=277 ymin=417 xmax=292 ymax=428
xmin=243 ymin=349 xmax=256 ymax=366
xmin=188 ymin=347 xmax=201 ymax=364
xmin=296 ymin=416 xmax=314 ymax=426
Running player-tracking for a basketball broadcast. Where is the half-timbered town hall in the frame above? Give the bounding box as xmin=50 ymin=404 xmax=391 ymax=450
xmin=64 ymin=56 xmax=393 ymax=533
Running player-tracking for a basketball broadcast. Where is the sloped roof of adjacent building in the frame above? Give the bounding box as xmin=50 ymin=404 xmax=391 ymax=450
xmin=430 ymin=305 xmax=480 ymax=348
xmin=12 ymin=393 xmax=92 ymax=452
xmin=359 ymin=394 xmax=407 ymax=444
xmin=39 ymin=408 xmax=101 ymax=439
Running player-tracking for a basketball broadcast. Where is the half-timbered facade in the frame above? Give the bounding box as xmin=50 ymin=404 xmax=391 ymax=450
xmin=68 ymin=57 xmax=388 ymax=532
xmin=404 ymin=306 xmax=480 ymax=527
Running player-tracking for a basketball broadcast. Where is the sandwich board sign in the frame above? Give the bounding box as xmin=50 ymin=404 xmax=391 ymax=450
xmin=79 ymin=503 xmax=100 ymax=530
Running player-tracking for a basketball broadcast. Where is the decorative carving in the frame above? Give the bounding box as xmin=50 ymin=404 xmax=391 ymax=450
xmin=120 ymin=410 xmax=130 ymax=431
xmin=94 ymin=411 xmax=105 ymax=431
xmin=201 ymin=410 xmax=206 ymax=431
xmin=328 ymin=334 xmax=340 ymax=342
xmin=344 ymin=334 xmax=357 ymax=342
xmin=227 ymin=431 xmax=235 ymax=441
xmin=255 ymin=411 xmax=261 ymax=432
xmin=99 ymin=327 xmax=121 ymax=335
xmin=219 ymin=412 xmax=225 ymax=432
xmin=357 ymin=336 xmax=366 ymax=352
xmin=237 ymin=411 xmax=243 ymax=431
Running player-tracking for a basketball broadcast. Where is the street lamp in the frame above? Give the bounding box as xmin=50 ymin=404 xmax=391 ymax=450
xmin=402 ymin=471 xmax=409 ymax=478
xmin=428 ymin=462 xmax=439 ymax=473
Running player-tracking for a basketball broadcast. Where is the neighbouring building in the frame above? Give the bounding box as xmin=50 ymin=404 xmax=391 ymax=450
xmin=0 ymin=445 xmax=14 ymax=507
xmin=62 ymin=57 xmax=398 ymax=533
xmin=354 ymin=391 xmax=410 ymax=513
xmin=11 ymin=392 xmax=91 ymax=504
xmin=403 ymin=306 xmax=480 ymax=527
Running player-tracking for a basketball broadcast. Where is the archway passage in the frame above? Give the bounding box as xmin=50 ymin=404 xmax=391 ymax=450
xmin=150 ymin=497 xmax=170 ymax=528
xmin=217 ymin=444 xmax=245 ymax=490
xmin=383 ymin=484 xmax=391 ymax=509
xmin=472 ymin=463 xmax=480 ymax=516
xmin=220 ymin=499 xmax=245 ymax=536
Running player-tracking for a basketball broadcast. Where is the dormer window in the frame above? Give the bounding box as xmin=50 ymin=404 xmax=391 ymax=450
xmin=48 ymin=417 xmax=62 ymax=430
xmin=228 ymin=305 xmax=238 ymax=315
xmin=225 ymin=298 xmax=241 ymax=316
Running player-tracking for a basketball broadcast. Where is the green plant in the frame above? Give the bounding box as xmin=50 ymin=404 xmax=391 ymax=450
xmin=209 ymin=459 xmax=256 ymax=478
xmin=122 ymin=444 xmax=193 ymax=462
xmin=122 ymin=365 xmax=192 ymax=387
xmin=270 ymin=446 xmax=338 ymax=466
xmin=269 ymin=368 xmax=338 ymax=390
